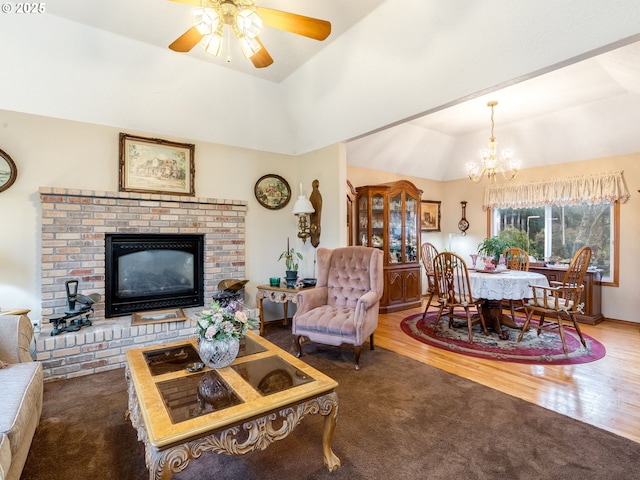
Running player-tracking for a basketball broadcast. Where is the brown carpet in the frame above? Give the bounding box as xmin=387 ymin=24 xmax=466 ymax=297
xmin=21 ymin=324 xmax=640 ymax=480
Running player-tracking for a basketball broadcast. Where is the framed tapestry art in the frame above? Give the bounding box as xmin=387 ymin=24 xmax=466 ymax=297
xmin=421 ymin=200 xmax=441 ymax=232
xmin=254 ymin=174 xmax=291 ymax=210
xmin=119 ymin=133 xmax=195 ymax=196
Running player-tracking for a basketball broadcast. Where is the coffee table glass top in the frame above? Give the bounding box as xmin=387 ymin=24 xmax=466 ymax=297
xmin=231 ymin=355 xmax=313 ymax=395
xmin=126 ymin=331 xmax=338 ymax=447
xmin=143 ymin=336 xmax=267 ymax=376
xmin=158 ymin=370 xmax=243 ymax=423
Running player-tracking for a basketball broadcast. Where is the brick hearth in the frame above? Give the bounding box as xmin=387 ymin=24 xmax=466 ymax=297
xmin=36 ymin=187 xmax=247 ymax=380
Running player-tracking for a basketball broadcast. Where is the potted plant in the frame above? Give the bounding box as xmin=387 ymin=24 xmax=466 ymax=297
xmin=477 ymin=236 xmax=510 ymax=267
xmin=279 ymin=240 xmax=303 ymax=288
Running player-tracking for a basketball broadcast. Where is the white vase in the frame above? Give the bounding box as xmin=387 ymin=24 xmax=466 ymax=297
xmin=198 ymin=337 xmax=240 ymax=369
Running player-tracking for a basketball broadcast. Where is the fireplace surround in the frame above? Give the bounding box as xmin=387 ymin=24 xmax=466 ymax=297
xmin=37 ymin=187 xmax=247 ymax=380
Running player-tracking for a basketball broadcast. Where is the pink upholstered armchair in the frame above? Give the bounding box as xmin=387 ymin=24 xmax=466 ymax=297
xmin=292 ymin=246 xmax=384 ymax=370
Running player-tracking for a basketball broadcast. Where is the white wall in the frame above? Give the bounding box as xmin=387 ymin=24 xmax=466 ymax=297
xmin=0 ymin=109 xmax=345 ymax=321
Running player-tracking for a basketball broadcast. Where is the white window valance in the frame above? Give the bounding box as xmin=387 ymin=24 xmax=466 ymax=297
xmin=483 ymin=171 xmax=630 ymax=210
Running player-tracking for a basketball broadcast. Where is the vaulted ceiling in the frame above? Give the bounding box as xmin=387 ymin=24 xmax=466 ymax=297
xmin=3 ymin=1 xmax=640 ymax=181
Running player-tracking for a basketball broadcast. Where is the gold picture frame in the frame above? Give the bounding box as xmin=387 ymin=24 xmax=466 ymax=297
xmin=119 ymin=133 xmax=195 ymax=196
xmin=0 ymin=148 xmax=17 ymax=193
xmin=421 ymin=200 xmax=441 ymax=232
xmin=254 ymin=174 xmax=291 ymax=210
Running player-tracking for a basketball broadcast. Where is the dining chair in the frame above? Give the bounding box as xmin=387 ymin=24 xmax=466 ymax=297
xmin=517 ymin=246 xmax=592 ymax=354
xmin=420 ymin=242 xmax=439 ymax=320
xmin=432 ymin=252 xmax=488 ymax=343
xmin=502 ymin=247 xmax=531 ymax=323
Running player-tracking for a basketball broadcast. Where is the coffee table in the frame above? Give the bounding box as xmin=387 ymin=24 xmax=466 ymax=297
xmin=125 ymin=331 xmax=340 ymax=480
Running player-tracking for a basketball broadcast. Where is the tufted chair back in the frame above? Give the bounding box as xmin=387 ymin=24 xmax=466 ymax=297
xmin=319 ymin=246 xmax=383 ymax=309
xmin=292 ymin=246 xmax=384 ymax=370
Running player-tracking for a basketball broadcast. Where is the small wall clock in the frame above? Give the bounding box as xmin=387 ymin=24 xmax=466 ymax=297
xmin=458 ymin=201 xmax=469 ymax=236
xmin=0 ymin=148 xmax=17 ymax=193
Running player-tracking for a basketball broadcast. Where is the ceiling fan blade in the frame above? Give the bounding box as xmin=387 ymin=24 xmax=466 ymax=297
xmin=169 ymin=26 xmax=203 ymax=52
xmin=256 ymin=7 xmax=331 ymax=41
xmin=168 ymin=0 xmax=201 ymax=5
xmin=251 ymin=38 xmax=274 ymax=68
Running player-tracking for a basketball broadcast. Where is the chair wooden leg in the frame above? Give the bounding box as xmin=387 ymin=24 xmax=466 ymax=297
xmin=354 ymin=345 xmax=361 ymax=371
xmin=295 ymin=335 xmax=304 ymax=358
xmin=570 ymin=314 xmax=587 ymax=348
xmin=465 ymin=308 xmax=474 ymax=343
xmin=420 ymin=294 xmax=433 ymax=320
xmin=517 ymin=309 xmax=535 ymax=343
xmin=557 ymin=316 xmax=568 ymax=355
xmin=477 ymin=308 xmax=489 ymax=336
xmin=369 ymin=333 xmax=375 ymax=350
xmin=434 ymin=305 xmax=446 ymax=330
xmin=536 ymin=313 xmax=546 ymax=335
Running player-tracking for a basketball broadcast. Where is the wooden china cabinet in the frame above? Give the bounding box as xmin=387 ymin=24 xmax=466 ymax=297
xmin=356 ymin=180 xmax=422 ymax=313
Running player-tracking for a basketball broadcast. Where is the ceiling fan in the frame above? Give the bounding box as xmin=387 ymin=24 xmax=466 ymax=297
xmin=168 ymin=0 xmax=332 ymax=68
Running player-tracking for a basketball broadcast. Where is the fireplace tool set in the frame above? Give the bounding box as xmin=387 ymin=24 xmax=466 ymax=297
xmin=46 ymin=280 xmax=101 ymax=336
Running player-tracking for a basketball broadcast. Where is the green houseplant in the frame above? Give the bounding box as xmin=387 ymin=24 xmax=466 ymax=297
xmin=279 ymin=241 xmax=303 ymax=288
xmin=477 ymin=236 xmax=510 ymax=265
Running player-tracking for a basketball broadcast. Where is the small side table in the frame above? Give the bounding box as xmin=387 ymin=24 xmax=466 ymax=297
xmin=256 ymin=285 xmax=307 ymax=335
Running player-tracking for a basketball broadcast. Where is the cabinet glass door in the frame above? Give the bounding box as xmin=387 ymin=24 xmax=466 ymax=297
xmin=358 ymin=196 xmax=368 ymax=246
xmin=405 ymin=195 xmax=418 ymax=262
xmin=371 ymin=193 xmax=384 ymax=251
xmin=389 ymin=193 xmax=402 ymax=263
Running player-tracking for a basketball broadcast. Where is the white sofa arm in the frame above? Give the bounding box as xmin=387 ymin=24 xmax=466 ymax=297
xmin=0 ymin=315 xmax=34 ymax=364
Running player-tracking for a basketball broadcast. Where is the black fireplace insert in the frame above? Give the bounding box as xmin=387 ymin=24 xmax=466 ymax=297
xmin=105 ymin=233 xmax=204 ymax=317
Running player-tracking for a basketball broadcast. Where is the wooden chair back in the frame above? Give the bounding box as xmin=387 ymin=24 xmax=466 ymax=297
xmin=562 ymin=246 xmax=592 ymax=288
xmin=503 ymin=247 xmax=530 ymax=271
xmin=420 ymin=242 xmax=439 ymax=293
xmin=433 ymin=252 xmax=475 ymax=307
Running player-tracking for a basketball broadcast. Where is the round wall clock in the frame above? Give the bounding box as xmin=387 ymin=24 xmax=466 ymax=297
xmin=458 ymin=201 xmax=469 ymax=236
xmin=254 ymin=174 xmax=291 ymax=210
xmin=0 ymin=148 xmax=17 ymax=193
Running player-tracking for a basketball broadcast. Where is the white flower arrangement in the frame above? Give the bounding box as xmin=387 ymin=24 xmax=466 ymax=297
xmin=195 ymin=300 xmax=258 ymax=341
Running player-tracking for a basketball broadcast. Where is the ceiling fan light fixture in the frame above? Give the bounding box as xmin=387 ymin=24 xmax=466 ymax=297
xmin=238 ymin=34 xmax=261 ymax=58
xmin=236 ymin=9 xmax=262 ymax=38
xmin=201 ymin=31 xmax=223 ymax=56
xmin=193 ymin=7 xmax=219 ymax=35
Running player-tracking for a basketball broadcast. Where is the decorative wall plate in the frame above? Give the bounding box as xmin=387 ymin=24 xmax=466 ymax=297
xmin=254 ymin=174 xmax=291 ymax=210
xmin=0 ymin=148 xmax=17 ymax=193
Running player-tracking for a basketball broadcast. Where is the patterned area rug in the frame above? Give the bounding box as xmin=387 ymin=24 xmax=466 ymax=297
xmin=401 ymin=311 xmax=606 ymax=365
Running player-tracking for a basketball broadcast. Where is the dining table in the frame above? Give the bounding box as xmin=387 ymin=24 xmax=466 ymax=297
xmin=467 ymin=269 xmax=550 ymax=339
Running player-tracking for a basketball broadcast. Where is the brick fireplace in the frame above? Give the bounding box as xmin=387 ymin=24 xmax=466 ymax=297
xmin=36 ymin=187 xmax=247 ymax=380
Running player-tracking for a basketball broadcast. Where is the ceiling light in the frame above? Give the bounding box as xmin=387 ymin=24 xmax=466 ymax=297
xmin=466 ymin=101 xmax=520 ymax=183
xmin=194 ymin=1 xmax=262 ymax=59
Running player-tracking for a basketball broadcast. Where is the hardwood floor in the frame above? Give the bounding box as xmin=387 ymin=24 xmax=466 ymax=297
xmin=375 ymin=305 xmax=640 ymax=444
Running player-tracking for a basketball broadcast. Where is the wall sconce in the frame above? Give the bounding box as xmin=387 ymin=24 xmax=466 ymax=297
xmin=292 ymin=183 xmax=315 ymax=243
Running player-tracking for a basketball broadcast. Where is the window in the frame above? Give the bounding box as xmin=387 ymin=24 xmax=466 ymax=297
xmin=490 ymin=202 xmax=617 ymax=284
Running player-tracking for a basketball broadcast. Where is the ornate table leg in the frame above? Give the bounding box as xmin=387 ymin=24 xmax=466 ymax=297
xmin=283 ymin=301 xmax=289 ymax=327
xmin=481 ymin=299 xmax=519 ymax=340
xmin=321 ymin=394 xmax=341 ymax=471
xmin=258 ymin=295 xmax=265 ymax=336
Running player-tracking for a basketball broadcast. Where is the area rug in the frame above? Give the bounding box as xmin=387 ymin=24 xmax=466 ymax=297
xmin=20 ymin=324 xmax=637 ymax=480
xmin=401 ymin=311 xmax=606 ymax=365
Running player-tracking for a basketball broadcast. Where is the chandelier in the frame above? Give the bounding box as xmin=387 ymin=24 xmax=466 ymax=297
xmin=194 ymin=1 xmax=263 ymax=60
xmin=466 ymin=101 xmax=520 ymax=183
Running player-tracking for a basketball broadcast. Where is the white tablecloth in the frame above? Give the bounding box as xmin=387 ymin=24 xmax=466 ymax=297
xmin=468 ymin=270 xmax=549 ymax=301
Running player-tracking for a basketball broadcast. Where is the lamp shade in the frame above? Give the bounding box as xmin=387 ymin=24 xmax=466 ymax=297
xmin=292 ymin=196 xmax=315 ymax=215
